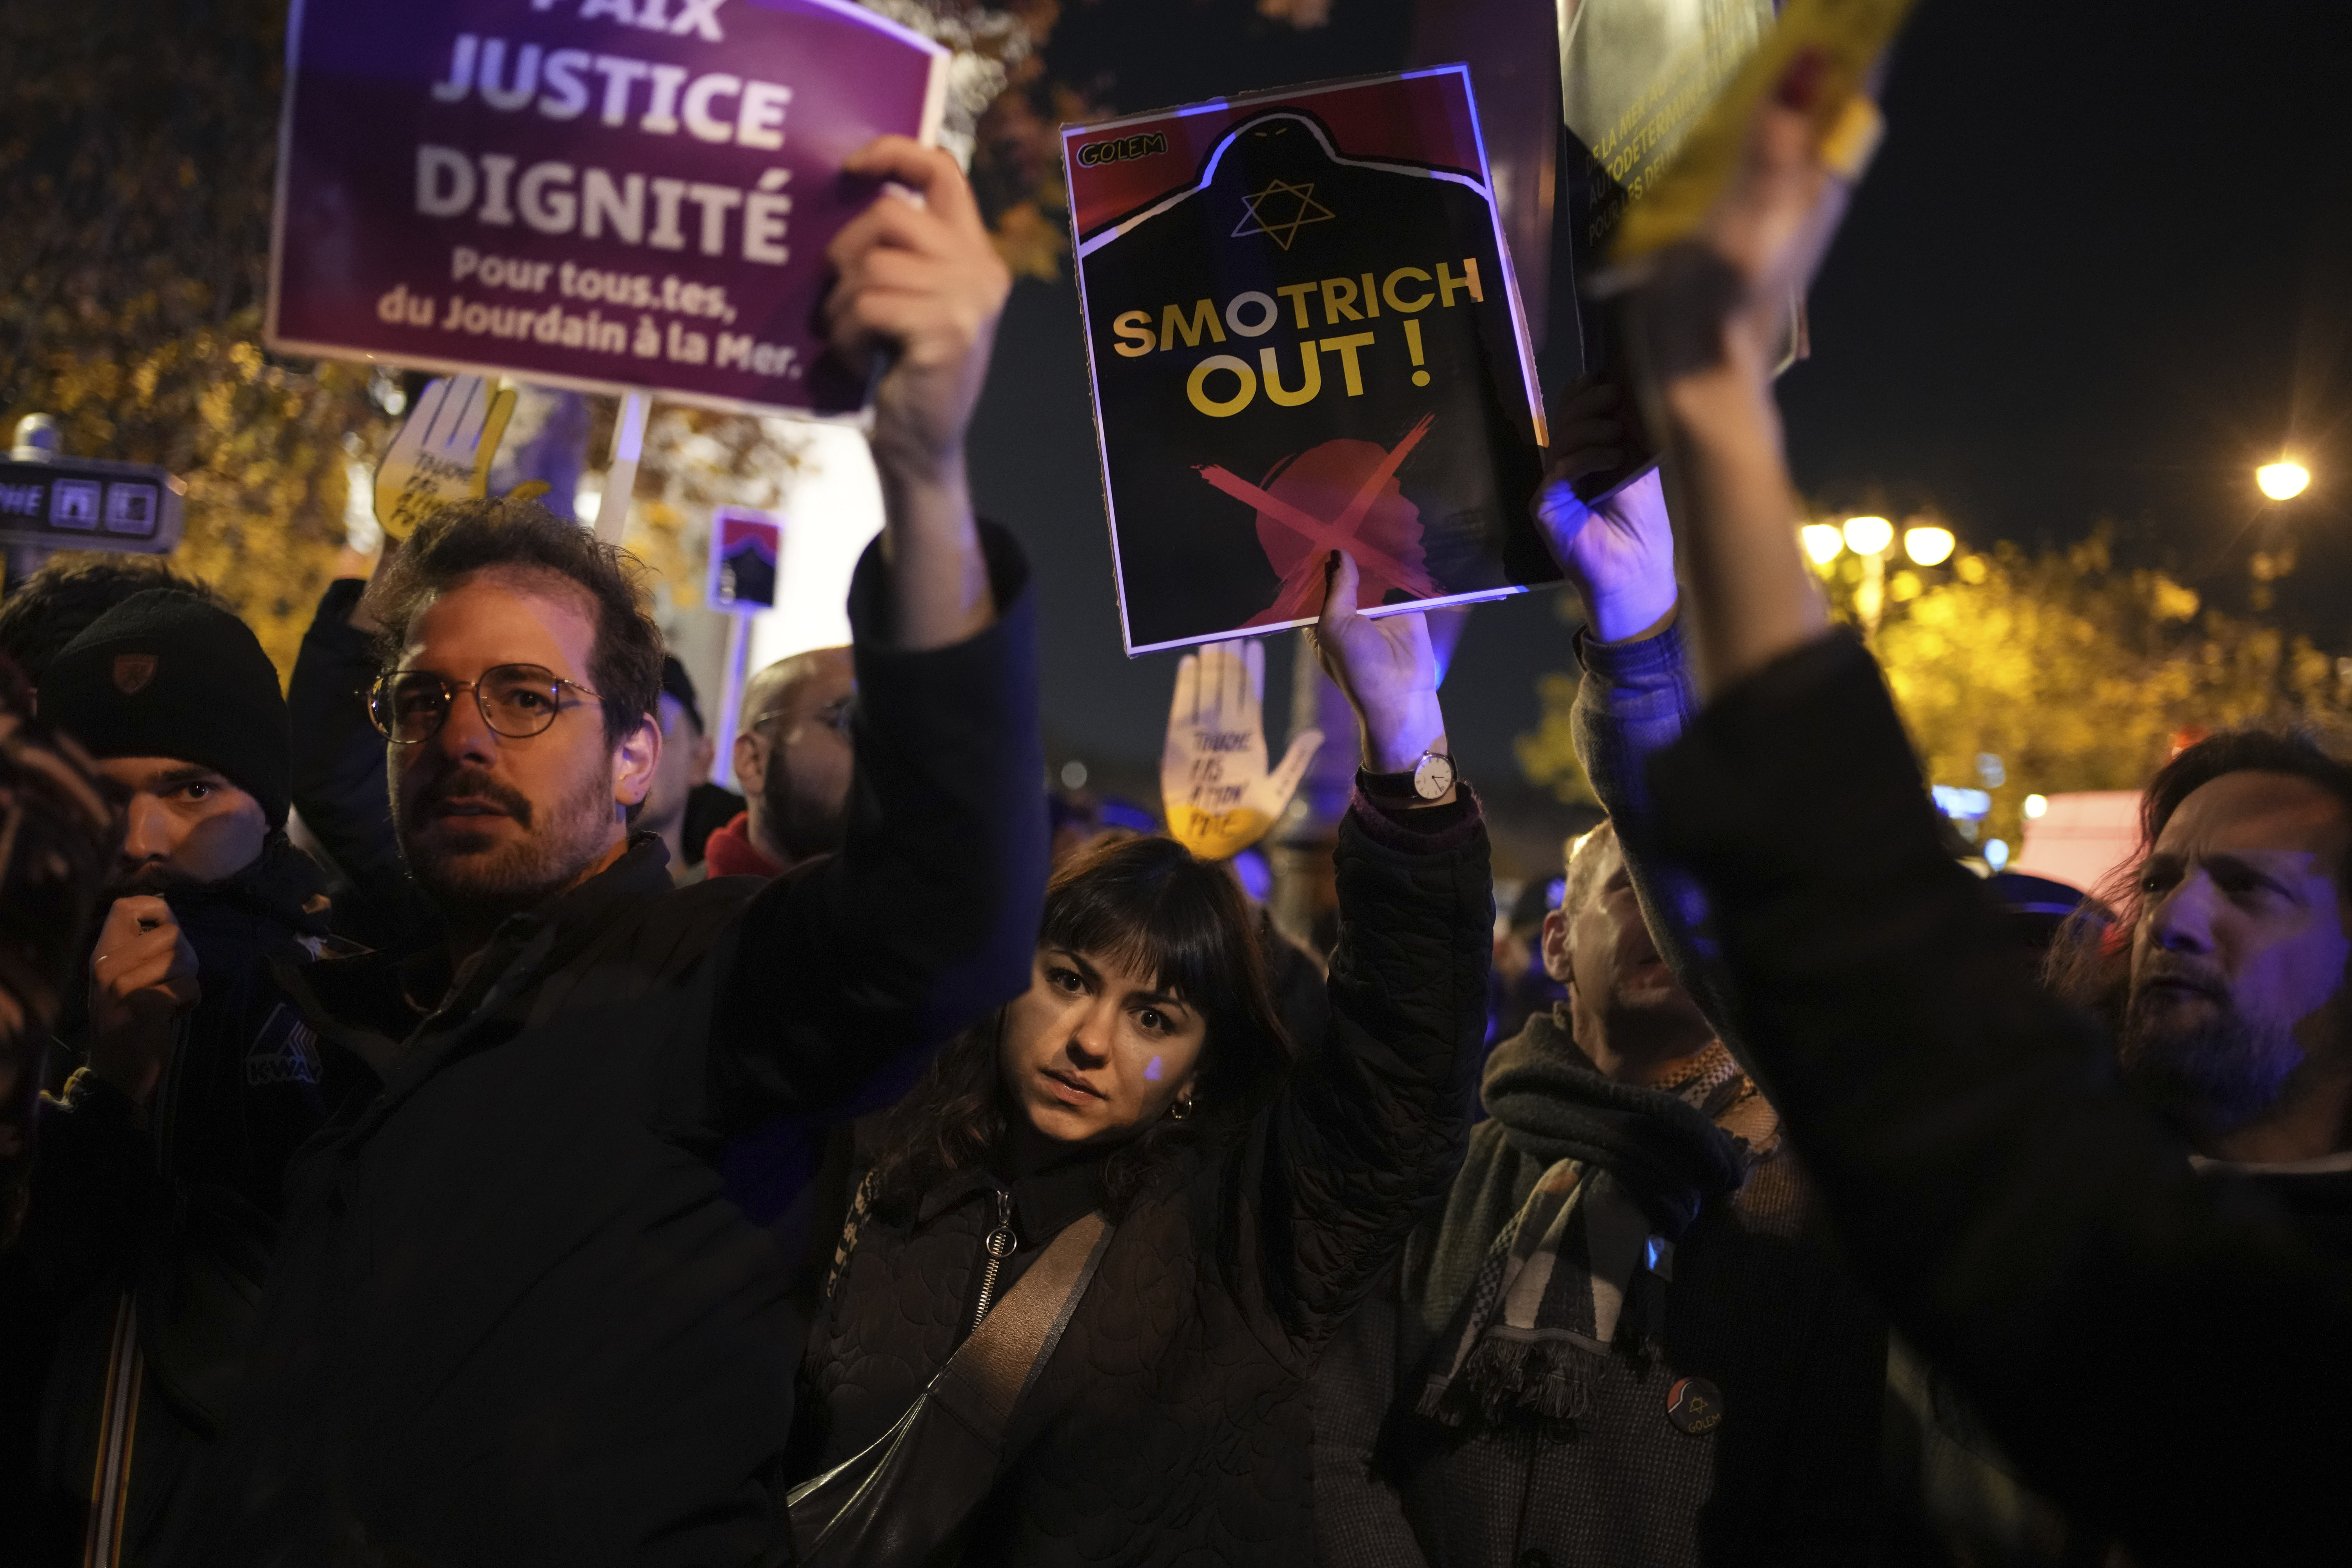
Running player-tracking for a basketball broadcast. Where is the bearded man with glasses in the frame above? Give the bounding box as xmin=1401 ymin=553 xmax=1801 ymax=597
xmin=194 ymin=138 xmax=1047 ymax=1568
xmin=701 ymin=647 xmax=858 ymax=880
xmin=368 ymin=656 xmax=657 ymax=918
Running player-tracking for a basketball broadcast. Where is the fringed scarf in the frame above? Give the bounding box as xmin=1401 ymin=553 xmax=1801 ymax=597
xmin=1414 ymin=1009 xmax=1765 ymax=1429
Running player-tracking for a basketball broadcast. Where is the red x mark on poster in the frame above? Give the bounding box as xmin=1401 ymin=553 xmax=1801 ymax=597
xmin=1197 ymin=414 xmax=1442 ymax=626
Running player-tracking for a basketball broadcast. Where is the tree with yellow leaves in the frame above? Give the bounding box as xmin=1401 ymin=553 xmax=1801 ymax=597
xmin=1870 ymin=534 xmax=2351 ymax=851
xmin=1517 ymin=528 xmax=2352 ymax=851
xmin=2 ymin=2 xmax=384 ymax=682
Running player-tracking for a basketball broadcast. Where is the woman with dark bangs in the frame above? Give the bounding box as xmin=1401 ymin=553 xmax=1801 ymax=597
xmin=789 ymin=554 xmax=1493 ymax=1566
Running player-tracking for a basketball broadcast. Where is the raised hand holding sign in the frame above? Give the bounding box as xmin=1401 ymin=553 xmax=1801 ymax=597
xmin=1161 ymin=639 xmax=1322 ymax=861
xmin=374 ymin=374 xmax=517 ymax=537
xmin=1530 ymin=379 xmax=1681 ymax=644
xmin=1310 ymin=550 xmax=1451 ymax=789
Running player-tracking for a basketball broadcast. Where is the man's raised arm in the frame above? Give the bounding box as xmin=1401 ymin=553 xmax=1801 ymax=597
xmin=1528 ymin=386 xmax=1732 ymax=1041
xmin=828 ymin=137 xmax=1002 ymax=652
xmin=1611 ymin=73 xmax=2352 ymax=1563
xmin=709 ymin=138 xmax=1045 ymax=1118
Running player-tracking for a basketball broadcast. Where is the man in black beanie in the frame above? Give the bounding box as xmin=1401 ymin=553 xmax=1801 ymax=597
xmin=0 ymin=589 xmax=353 ymax=1566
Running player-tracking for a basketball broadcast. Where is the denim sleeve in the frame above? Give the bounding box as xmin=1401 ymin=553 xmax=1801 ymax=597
xmin=1568 ymin=615 xmax=1739 ymax=1046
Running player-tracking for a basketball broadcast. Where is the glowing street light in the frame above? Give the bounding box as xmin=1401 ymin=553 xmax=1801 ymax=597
xmin=1842 ymin=515 xmax=1895 ymax=556
xmin=2023 ymin=793 xmax=2048 ymax=818
xmin=2257 ymin=460 xmax=2310 ymax=501
xmin=1801 ymin=523 xmax=1845 ymax=564
xmin=1903 ymin=525 xmax=1956 ymax=566
xmin=1835 ymin=515 xmax=1898 ymax=634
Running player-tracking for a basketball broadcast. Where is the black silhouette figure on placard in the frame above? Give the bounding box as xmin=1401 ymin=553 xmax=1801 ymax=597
xmin=716 ymin=532 xmax=778 ymax=612
xmin=1081 ymin=109 xmax=1555 ymax=653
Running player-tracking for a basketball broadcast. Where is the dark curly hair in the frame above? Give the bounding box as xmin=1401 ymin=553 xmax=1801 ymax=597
xmin=361 ymin=495 xmax=664 ymax=747
xmin=2043 ymin=728 xmax=2352 ymax=1025
xmin=867 ymin=835 xmax=1295 ymax=1220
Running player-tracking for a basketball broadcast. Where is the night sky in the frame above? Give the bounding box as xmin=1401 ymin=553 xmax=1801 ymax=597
xmin=962 ymin=0 xmax=2352 ymax=796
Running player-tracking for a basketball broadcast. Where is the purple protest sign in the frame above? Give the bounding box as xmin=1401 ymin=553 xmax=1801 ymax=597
xmin=267 ymin=0 xmax=948 ymax=416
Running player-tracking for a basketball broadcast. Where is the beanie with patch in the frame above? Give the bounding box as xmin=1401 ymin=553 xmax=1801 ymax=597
xmin=39 ymin=589 xmax=290 ymax=828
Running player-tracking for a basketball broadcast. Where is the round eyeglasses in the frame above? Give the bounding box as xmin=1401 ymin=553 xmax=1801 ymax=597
xmin=368 ymin=664 xmax=604 ymax=745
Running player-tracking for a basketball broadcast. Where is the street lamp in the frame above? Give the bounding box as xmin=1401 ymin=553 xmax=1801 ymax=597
xmin=2258 ymin=459 xmax=2310 ymax=501
xmin=1842 ymin=516 xmax=1894 ymax=633
xmin=1842 ymin=515 xmax=1895 ymax=556
xmin=1903 ymin=524 xmax=1956 ymax=566
xmin=1801 ymin=523 xmax=1845 ymax=564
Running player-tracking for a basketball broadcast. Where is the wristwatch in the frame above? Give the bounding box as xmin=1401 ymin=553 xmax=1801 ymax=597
xmin=1359 ymin=750 xmax=1457 ymax=804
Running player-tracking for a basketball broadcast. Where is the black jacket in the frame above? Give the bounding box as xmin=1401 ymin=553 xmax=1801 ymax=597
xmin=198 ymin=533 xmax=1045 ymax=1567
xmin=1642 ymin=632 xmax=2352 ymax=1567
xmin=795 ymin=796 xmax=1490 ymax=1568
xmin=0 ymin=836 xmax=347 ymax=1566
xmin=1313 ymin=1011 xmax=1884 ymax=1568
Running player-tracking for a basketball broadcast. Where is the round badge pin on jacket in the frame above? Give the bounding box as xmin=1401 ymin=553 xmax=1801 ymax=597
xmin=1666 ymin=1376 xmax=1724 ymax=1435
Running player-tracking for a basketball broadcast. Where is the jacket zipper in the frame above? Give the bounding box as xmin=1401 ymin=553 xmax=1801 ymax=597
xmin=969 ymin=1190 xmax=1017 ymax=1334
xmin=154 ymin=1012 xmax=192 ymax=1184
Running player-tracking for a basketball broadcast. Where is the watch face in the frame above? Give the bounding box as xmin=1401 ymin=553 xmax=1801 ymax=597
xmin=1412 ymin=752 xmax=1456 ymax=800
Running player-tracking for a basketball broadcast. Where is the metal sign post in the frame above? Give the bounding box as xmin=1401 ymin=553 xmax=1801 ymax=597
xmin=706 ymin=505 xmax=784 ymax=787
xmin=713 ymin=612 xmax=752 ymax=791
xmin=593 ymin=392 xmax=652 ymax=546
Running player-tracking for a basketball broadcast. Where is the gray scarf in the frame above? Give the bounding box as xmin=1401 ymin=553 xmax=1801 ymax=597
xmin=1414 ymin=1010 xmax=1764 ymax=1428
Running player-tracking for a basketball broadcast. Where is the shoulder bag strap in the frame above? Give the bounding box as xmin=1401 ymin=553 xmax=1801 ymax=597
xmin=930 ymin=1210 xmax=1111 ymax=1434
xmin=821 ymin=1167 xmax=883 ymax=1309
xmin=784 ymin=1210 xmax=1115 ymax=1564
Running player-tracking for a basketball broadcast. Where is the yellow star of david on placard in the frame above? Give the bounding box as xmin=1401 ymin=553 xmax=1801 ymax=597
xmin=1233 ymin=179 xmax=1336 ymax=250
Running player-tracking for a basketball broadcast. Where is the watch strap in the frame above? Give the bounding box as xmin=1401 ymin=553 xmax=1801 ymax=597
xmin=1357 ymin=751 xmax=1456 ymax=804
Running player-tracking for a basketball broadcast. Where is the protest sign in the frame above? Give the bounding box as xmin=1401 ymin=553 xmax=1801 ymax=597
xmin=1550 ymin=0 xmax=1775 ymax=499
xmin=1559 ymin=0 xmax=1777 ymax=279
xmin=267 ymin=0 xmax=949 ymax=417
xmin=374 ymin=374 xmax=518 ymax=537
xmin=1606 ymin=0 xmax=1912 ymax=262
xmin=1160 ymin=639 xmax=1321 ymax=862
xmin=709 ymin=505 xmax=782 ymax=612
xmin=1551 ymin=0 xmax=1909 ymax=498
xmin=1064 ymin=68 xmax=1558 ymax=657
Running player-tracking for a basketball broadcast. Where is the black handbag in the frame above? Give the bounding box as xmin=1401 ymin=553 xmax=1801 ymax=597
xmin=787 ymin=1209 xmax=1113 ymax=1567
